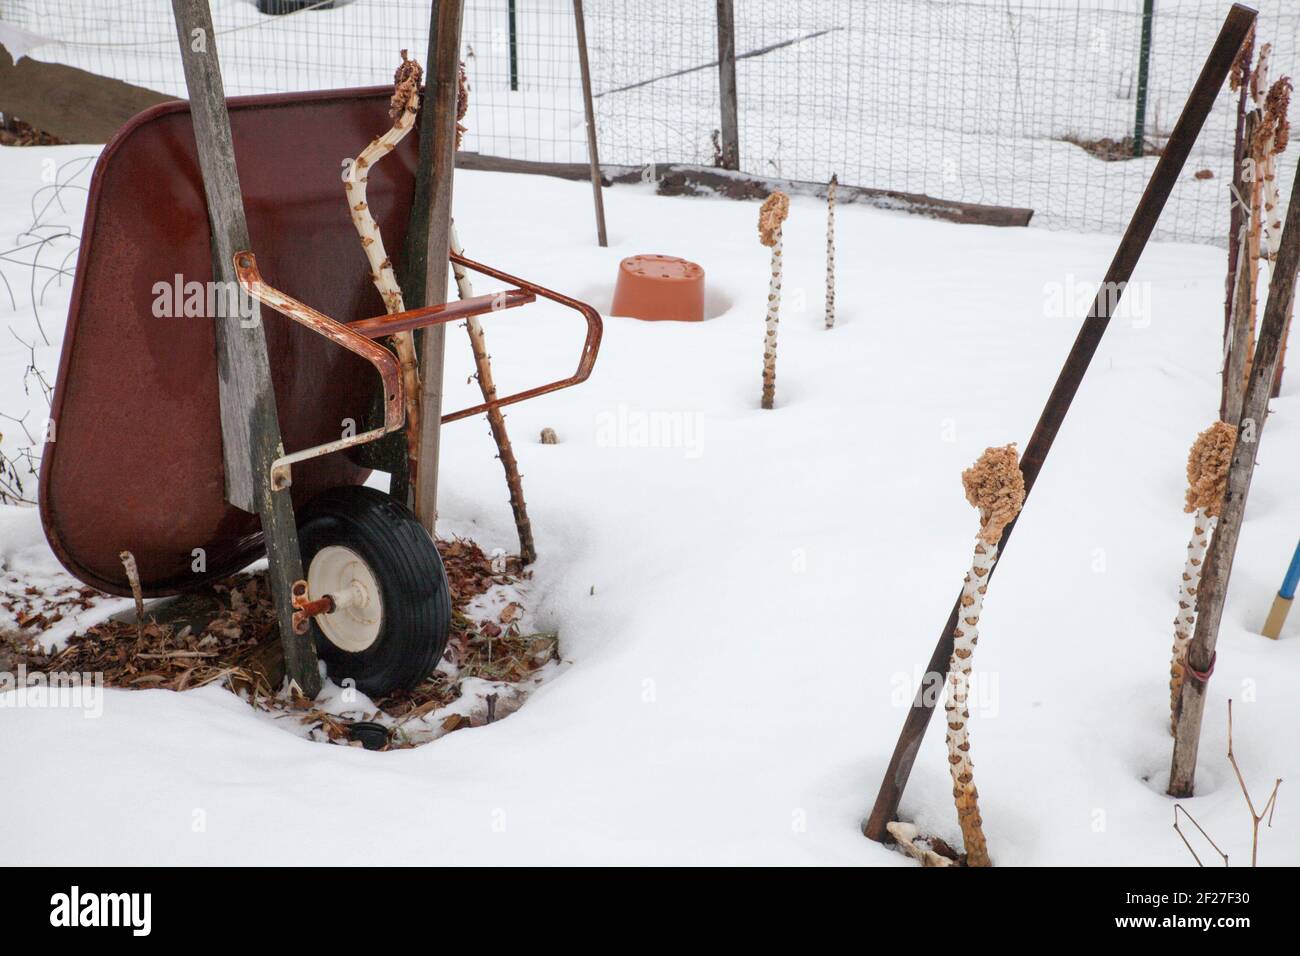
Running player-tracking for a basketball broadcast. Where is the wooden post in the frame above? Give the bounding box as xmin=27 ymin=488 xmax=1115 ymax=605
xmin=401 ymin=0 xmax=464 ymax=533
xmin=715 ymin=0 xmax=739 ymax=170
xmin=863 ymin=4 xmax=1256 ymax=844
xmin=572 ymin=0 xmax=608 ymax=247
xmin=1169 ymin=159 xmax=1300 ymax=797
xmin=168 ymin=0 xmax=321 ymax=698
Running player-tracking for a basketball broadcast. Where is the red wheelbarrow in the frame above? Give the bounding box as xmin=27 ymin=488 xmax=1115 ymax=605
xmin=39 ymin=86 xmax=601 ymax=694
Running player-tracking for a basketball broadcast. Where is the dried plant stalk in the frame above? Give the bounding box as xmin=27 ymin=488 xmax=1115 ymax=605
xmin=825 ymin=174 xmax=837 ymax=329
xmin=1227 ymin=699 xmax=1282 ymax=867
xmin=945 ymin=444 xmax=1025 ymax=867
xmin=449 ymin=222 xmax=536 ymax=565
xmin=342 ymin=50 xmax=425 ymax=482
xmin=758 ymin=191 xmax=789 ymax=409
xmin=1169 ymin=422 xmax=1235 ymax=732
xmin=1224 ymin=166 xmax=1256 ymax=426
xmin=119 ymin=550 xmax=145 ymax=644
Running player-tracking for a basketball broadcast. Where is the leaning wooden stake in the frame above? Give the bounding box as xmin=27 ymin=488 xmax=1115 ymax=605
xmin=572 ymin=0 xmax=608 ymax=247
xmin=343 ymin=51 xmax=425 ymax=484
xmin=1168 ymin=422 xmax=1235 ymax=733
xmin=169 ymin=0 xmax=321 ymax=698
xmin=449 ymin=221 xmax=537 ymax=564
xmin=945 ymin=444 xmax=1024 ymax=867
xmin=864 ymin=4 xmax=1256 ymax=844
xmin=825 ymin=173 xmax=836 ymax=329
xmin=758 ymin=191 xmax=788 ymax=409
xmin=1169 ymin=139 xmax=1300 ymax=798
xmin=402 ymin=0 xmax=465 ymax=532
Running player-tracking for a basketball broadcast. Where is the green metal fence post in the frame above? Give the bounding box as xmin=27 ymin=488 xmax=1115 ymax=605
xmin=508 ymin=0 xmax=518 ymax=91
xmin=1133 ymin=0 xmax=1155 ymax=157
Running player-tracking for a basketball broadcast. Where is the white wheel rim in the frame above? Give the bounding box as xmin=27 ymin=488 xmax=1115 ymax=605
xmin=308 ymin=545 xmax=383 ymax=653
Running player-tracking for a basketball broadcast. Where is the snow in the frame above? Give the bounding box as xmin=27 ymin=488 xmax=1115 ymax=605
xmin=5 ymin=0 xmax=1297 ymax=243
xmin=1 ymin=138 xmax=1298 ymax=865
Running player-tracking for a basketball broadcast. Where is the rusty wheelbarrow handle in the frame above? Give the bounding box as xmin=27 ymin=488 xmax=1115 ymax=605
xmin=233 ymin=250 xmax=602 ymax=488
xmin=442 ymin=251 xmax=604 ymax=423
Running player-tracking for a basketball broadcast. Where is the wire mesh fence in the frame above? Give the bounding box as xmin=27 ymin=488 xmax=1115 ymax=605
xmin=1 ymin=0 xmax=1296 ymax=244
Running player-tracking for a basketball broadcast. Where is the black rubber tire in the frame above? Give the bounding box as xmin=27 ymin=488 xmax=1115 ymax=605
xmin=296 ymin=485 xmax=450 ymax=697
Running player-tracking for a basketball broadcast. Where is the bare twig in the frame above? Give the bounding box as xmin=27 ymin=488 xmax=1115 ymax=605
xmin=1226 ymin=699 xmax=1282 ymax=867
xmin=449 ymin=223 xmax=536 ymax=564
xmin=1173 ymin=804 xmax=1229 ymax=867
xmin=118 ymin=550 xmax=145 ymax=645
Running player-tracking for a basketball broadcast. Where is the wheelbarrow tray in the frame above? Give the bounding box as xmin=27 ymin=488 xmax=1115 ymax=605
xmin=40 ymin=86 xmax=420 ymax=598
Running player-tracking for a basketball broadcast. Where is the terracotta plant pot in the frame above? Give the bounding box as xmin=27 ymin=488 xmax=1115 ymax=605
xmin=611 ymin=254 xmax=705 ymax=322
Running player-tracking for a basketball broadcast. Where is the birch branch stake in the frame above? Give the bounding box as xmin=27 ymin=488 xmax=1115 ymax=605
xmin=449 ymin=221 xmax=537 ymax=564
xmin=1257 ymin=75 xmax=1292 ymax=395
xmin=758 ymin=191 xmax=789 ymax=409
xmin=1170 ymin=129 xmax=1300 ymax=798
xmin=946 ymin=444 xmax=1024 ymax=867
xmin=825 ymin=173 xmax=836 ymax=329
xmin=1241 ymin=45 xmax=1272 ymax=379
xmin=1169 ymin=421 xmax=1235 ymax=733
xmin=342 ymin=51 xmax=425 ymax=482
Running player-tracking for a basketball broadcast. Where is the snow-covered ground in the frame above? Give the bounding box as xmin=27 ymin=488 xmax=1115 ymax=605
xmin=1 ymin=136 xmax=1297 ymax=865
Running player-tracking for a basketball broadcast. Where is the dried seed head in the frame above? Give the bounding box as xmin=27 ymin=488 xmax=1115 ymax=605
xmin=758 ymin=191 xmax=790 ymax=247
xmin=456 ymin=61 xmax=470 ymax=149
xmin=1230 ymin=26 xmax=1254 ymax=93
xmin=1263 ymin=76 xmax=1292 ymax=155
xmin=962 ymin=444 xmax=1026 ymax=545
xmin=391 ymin=49 xmax=423 ymax=120
xmin=1184 ymin=420 xmax=1236 ymax=517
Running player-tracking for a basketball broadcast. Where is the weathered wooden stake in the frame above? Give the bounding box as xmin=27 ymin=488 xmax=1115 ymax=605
xmin=1169 ymin=155 xmax=1300 ymax=797
xmin=572 ymin=0 xmax=608 ymax=247
xmin=715 ymin=0 xmax=739 ymax=170
xmin=169 ymin=0 xmax=320 ymax=698
xmin=863 ymin=4 xmax=1256 ymax=844
xmin=401 ymin=0 xmax=465 ymax=533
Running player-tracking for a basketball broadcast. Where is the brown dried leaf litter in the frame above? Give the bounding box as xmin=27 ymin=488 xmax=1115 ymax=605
xmin=1184 ymin=421 xmax=1237 ymax=517
xmin=758 ymin=191 xmax=790 ymax=247
xmin=962 ymin=444 xmax=1026 ymax=545
xmin=5 ymin=537 xmax=554 ymax=748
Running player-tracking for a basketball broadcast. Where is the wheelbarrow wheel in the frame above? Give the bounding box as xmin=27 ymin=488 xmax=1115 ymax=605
xmin=295 ymin=485 xmax=450 ymax=697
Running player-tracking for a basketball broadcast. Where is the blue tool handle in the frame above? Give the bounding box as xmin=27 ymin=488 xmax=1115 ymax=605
xmin=1281 ymin=539 xmax=1300 ymax=601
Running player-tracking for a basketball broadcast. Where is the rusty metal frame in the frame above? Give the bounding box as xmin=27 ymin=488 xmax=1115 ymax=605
xmin=234 ymin=251 xmax=403 ymax=490
xmin=234 ymin=249 xmax=603 ymax=487
xmin=444 ymin=251 xmax=603 ymax=423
